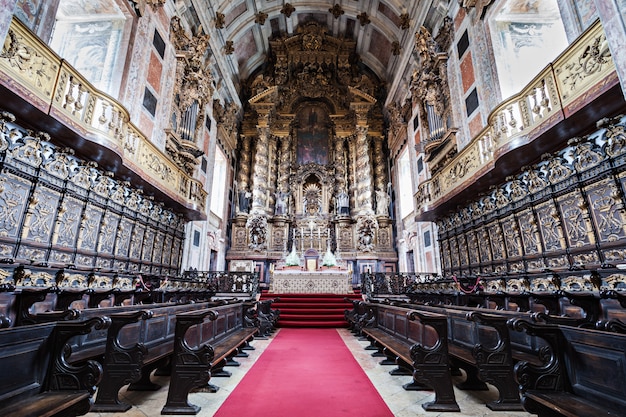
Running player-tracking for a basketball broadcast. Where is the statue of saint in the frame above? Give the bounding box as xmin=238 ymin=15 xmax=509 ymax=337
xmin=376 ymin=189 xmax=390 ymax=216
xmin=337 ymin=191 xmax=349 ymax=215
xmin=275 ymin=190 xmax=290 ymax=215
xmin=238 ymin=182 xmax=251 ymax=213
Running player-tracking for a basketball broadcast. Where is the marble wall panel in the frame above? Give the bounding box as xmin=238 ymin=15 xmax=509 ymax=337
xmin=460 ymin=53 xmax=475 ymax=93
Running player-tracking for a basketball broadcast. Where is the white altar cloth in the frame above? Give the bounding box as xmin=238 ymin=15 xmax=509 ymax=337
xmin=269 ymin=269 xmax=353 ymax=294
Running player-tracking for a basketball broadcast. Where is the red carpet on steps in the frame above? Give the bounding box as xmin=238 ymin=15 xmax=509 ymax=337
xmin=261 ymin=292 xmax=362 ymax=328
xmin=213 ymin=328 xmax=394 ymax=417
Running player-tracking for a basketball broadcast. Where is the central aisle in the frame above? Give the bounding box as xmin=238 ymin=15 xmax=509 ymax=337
xmin=213 ymin=328 xmax=395 ymax=417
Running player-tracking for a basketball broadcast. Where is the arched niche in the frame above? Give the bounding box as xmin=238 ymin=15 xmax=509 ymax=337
xmin=292 ymin=166 xmax=335 ymax=218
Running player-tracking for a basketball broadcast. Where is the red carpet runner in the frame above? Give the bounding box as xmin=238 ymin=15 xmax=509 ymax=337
xmin=264 ymin=293 xmax=362 ymax=328
xmin=213 ymin=328 xmax=394 ymax=417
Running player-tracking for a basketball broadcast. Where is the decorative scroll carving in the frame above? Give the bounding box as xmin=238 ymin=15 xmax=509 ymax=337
xmin=558 ymin=32 xmax=611 ymax=99
xmin=247 ymin=214 xmax=268 ymax=251
xmin=356 ymin=214 xmax=378 ymax=252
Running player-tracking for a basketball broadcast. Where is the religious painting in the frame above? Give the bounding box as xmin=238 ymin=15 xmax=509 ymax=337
xmin=296 ymin=104 xmax=329 ymax=165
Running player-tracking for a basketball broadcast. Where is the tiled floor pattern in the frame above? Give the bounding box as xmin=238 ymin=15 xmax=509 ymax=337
xmin=84 ymin=328 xmax=532 ymax=417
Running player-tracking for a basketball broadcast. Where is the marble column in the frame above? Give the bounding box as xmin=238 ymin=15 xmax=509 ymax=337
xmin=594 ymin=0 xmax=626 ymax=99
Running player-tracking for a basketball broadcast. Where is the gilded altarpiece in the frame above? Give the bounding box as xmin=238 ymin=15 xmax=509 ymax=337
xmin=0 ymin=113 xmax=186 ymax=276
xmin=228 ymin=22 xmax=397 ymax=276
xmin=438 ymin=115 xmax=626 ymax=276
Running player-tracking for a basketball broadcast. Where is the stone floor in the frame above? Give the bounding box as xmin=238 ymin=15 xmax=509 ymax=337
xmin=85 ymin=328 xmax=533 ymax=417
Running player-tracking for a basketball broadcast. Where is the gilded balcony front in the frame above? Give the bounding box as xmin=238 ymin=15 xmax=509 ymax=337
xmin=415 ymin=19 xmax=620 ymax=221
xmin=0 ymin=17 xmax=206 ymax=220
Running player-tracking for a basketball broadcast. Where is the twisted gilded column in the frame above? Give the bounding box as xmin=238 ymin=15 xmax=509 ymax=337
xmin=251 ymin=126 xmax=270 ymax=212
xmin=334 ymin=136 xmax=347 ymax=195
xmin=372 ymin=135 xmax=388 ymax=192
xmin=267 ymin=135 xmax=278 ymax=212
xmin=355 ymin=125 xmax=374 ymax=214
xmin=347 ymin=136 xmax=357 ymax=213
xmin=277 ymin=135 xmax=291 ymax=192
xmin=236 ymin=135 xmax=251 ymax=214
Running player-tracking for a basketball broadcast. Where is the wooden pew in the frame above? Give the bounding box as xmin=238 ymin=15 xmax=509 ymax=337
xmin=365 ymin=299 xmax=545 ymax=411
xmin=89 ymin=299 xmax=253 ymax=412
xmin=361 ymin=303 xmax=460 ymax=412
xmin=161 ymin=304 xmax=259 ymax=414
xmin=508 ymin=318 xmax=626 ymax=417
xmin=0 ymin=317 xmax=110 ymax=417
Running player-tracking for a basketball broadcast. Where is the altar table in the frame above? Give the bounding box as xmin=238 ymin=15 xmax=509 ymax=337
xmin=269 ymin=269 xmax=353 ymax=294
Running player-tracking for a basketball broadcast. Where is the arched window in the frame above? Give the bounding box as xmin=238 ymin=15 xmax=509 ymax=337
xmin=49 ymin=0 xmax=133 ymax=96
xmin=488 ymin=0 xmax=568 ymax=98
xmin=398 ymin=148 xmax=413 ymax=220
xmin=210 ymin=147 xmax=227 ymax=219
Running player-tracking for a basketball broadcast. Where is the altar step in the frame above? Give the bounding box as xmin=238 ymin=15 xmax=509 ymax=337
xmin=261 ymin=292 xmax=362 ymax=328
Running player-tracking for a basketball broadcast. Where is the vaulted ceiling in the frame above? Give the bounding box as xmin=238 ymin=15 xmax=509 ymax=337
xmin=187 ymin=0 xmax=451 ymax=108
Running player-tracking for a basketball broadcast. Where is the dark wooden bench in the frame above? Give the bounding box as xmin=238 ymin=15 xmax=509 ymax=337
xmin=0 ymin=317 xmax=110 ymax=417
xmin=89 ymin=299 xmax=254 ymax=412
xmin=365 ymin=299 xmax=548 ymax=411
xmin=508 ymin=318 xmax=626 ymax=417
xmin=161 ymin=305 xmax=259 ymax=414
xmin=361 ymin=304 xmax=460 ymax=412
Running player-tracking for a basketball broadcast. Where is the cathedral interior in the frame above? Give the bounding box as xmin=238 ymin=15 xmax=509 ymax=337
xmin=0 ymin=0 xmax=624 ymax=288
xmin=3 ymin=1 xmax=626 ymax=417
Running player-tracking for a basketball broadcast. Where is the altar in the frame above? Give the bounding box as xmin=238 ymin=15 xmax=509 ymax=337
xmin=269 ymin=268 xmax=353 ymax=294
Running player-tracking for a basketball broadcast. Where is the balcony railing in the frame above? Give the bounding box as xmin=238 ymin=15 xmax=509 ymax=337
xmin=0 ymin=17 xmax=207 ymax=217
xmin=415 ymin=19 xmax=617 ymax=218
